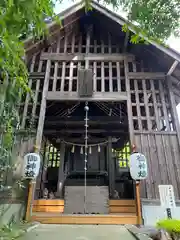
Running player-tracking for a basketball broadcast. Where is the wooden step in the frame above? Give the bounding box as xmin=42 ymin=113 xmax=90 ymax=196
xmin=33 ymin=199 xmax=64 ymax=213
xmin=31 ymin=213 xmax=138 ymax=225
xmin=109 ymin=200 xmax=136 ymax=214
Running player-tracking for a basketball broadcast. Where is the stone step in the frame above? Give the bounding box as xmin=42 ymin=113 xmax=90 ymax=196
xmin=64 ymin=186 xmax=109 ymax=214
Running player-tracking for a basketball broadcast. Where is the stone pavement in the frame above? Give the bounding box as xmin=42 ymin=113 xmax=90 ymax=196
xmin=21 ymin=224 xmax=136 ymax=240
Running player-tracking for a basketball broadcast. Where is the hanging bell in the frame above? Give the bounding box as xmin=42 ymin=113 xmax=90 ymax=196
xmin=89 ymin=146 xmax=92 ymax=154
xmin=98 ymin=145 xmax=101 ymax=152
xmin=80 ymin=146 xmax=83 ymax=154
xmin=71 ymin=145 xmax=75 ymax=153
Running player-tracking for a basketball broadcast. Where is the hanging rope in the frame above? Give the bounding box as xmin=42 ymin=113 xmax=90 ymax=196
xmin=62 ymin=139 xmax=108 ymax=147
xmin=84 ymin=101 xmax=89 ymax=214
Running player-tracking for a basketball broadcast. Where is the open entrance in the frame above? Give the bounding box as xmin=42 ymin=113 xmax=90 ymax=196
xmin=35 ymin=100 xmax=135 ymax=214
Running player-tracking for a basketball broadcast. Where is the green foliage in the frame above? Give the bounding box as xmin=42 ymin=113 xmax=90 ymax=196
xmin=157 ymin=219 xmax=180 ymax=240
xmin=97 ymin=0 xmax=180 ymax=42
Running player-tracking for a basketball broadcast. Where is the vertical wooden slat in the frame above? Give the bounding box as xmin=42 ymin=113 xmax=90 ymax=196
xmin=52 ymin=36 xmax=61 ymax=91
xmin=69 ymin=33 xmax=75 ymax=92
xmin=142 ymin=79 xmax=151 ymax=130
xmin=133 ymin=62 xmax=142 ymax=131
xmin=159 ymin=80 xmax=170 ymax=131
xmin=21 ymin=54 xmax=36 ymax=128
xmin=77 ymin=34 xmax=82 ymax=92
xmin=101 ymin=39 xmax=105 ymax=92
xmin=108 ymin=34 xmax=113 ymax=92
xmin=31 ymin=59 xmax=43 ymax=122
xmin=109 ymin=62 xmax=113 ymax=92
xmin=60 ymin=35 xmax=68 ymax=92
xmin=124 ymin=59 xmax=134 ymax=145
xmin=150 ymin=79 xmax=160 ymax=130
xmin=116 ymin=62 xmax=121 ymax=92
xmin=93 ymin=40 xmax=97 ymax=92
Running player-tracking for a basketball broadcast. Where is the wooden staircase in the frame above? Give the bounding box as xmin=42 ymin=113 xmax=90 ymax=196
xmin=31 ymin=199 xmax=138 ymax=224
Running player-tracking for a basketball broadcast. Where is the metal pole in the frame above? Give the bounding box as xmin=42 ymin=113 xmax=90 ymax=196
xmin=84 ymin=102 xmax=89 ymax=214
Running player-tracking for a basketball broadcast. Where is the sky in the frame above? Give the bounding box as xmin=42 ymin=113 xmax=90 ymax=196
xmin=54 ymin=0 xmax=180 ymax=119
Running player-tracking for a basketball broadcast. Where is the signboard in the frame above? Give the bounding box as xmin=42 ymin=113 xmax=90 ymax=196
xmin=129 ymin=152 xmax=148 ymax=180
xmin=23 ymin=153 xmax=41 ymax=179
xmin=159 ymin=185 xmax=176 ymax=208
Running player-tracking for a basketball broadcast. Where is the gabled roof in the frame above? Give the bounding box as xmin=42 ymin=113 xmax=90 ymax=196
xmin=24 ymin=0 xmax=180 ymax=103
xmin=25 ymin=0 xmax=180 ymax=61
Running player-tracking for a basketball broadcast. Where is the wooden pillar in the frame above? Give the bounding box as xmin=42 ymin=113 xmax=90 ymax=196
xmin=136 ymin=181 xmax=142 ymax=224
xmin=57 ymin=142 xmax=65 ymax=198
xmin=25 ymin=59 xmax=51 ymax=221
xmin=167 ymin=75 xmax=180 ymax=146
xmin=107 ymin=137 xmax=115 ymax=197
xmin=124 ymin=59 xmax=134 ymax=145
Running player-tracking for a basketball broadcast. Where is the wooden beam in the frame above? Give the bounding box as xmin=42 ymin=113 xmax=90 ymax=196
xmin=40 ymin=53 xmax=135 ymax=62
xmin=46 ymin=91 xmax=127 ymax=101
xmin=43 ymin=129 xmax=127 ymax=134
xmin=128 ymin=72 xmax=166 ymax=79
xmin=44 ymin=117 xmax=128 ymax=125
xmin=29 ymin=72 xmax=45 ymax=79
xmin=167 ymin=60 xmax=179 ymax=76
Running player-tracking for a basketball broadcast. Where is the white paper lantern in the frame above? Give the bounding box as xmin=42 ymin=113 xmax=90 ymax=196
xmin=23 ymin=153 xmax=41 ymax=179
xmin=129 ymin=152 xmax=148 ymax=180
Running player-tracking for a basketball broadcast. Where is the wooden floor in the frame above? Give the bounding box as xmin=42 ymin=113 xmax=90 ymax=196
xmin=32 ymin=213 xmax=138 ymax=224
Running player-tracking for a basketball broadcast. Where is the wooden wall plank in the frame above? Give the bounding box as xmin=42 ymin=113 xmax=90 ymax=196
xmin=163 ymin=135 xmax=179 ymax=198
xmin=147 ymin=134 xmax=160 ymax=199
xmin=134 ymin=134 xmax=146 ymax=198
xmin=141 ymin=134 xmax=154 ymax=199
xmin=154 ymin=135 xmax=166 ymax=184
xmin=170 ymin=135 xmax=180 ymax=198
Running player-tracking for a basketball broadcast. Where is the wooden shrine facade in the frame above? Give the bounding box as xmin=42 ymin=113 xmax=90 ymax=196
xmin=22 ymin=0 xmax=180 ymax=218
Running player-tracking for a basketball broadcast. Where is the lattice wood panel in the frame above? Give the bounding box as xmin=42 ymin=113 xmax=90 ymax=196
xmin=126 ymin=61 xmax=175 ymax=132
